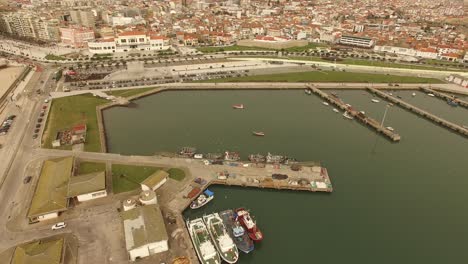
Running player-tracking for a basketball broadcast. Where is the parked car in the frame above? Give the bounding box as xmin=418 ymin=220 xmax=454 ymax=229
xmin=37 ymin=118 xmax=43 ymax=122
xmin=23 ymin=176 xmax=32 ymax=184
xmin=35 ymin=124 xmax=41 ymax=128
xmin=7 ymin=115 xmax=16 ymax=120
xmin=51 ymin=222 xmax=66 ymax=230
xmin=32 ymin=134 xmax=38 ymax=139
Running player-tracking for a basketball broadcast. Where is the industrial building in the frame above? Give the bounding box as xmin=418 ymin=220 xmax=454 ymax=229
xmin=10 ymin=237 xmax=65 ymax=264
xmin=67 ymin=171 xmax=107 ymax=202
xmin=141 ymin=170 xmax=168 ymax=192
xmin=339 ymin=35 xmax=374 ymax=48
xmin=121 ymin=205 xmax=169 ymax=261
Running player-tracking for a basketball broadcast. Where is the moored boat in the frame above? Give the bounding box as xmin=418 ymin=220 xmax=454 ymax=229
xmin=180 ymin=147 xmax=197 ymax=157
xmin=187 ymin=218 xmax=221 ymax=264
xmin=343 ymin=111 xmax=353 ymax=120
xmin=322 ymin=102 xmax=329 ymax=106
xmin=233 ymin=104 xmax=244 ymax=109
xmin=371 ymin=99 xmax=380 ymax=103
xmin=304 ymin=88 xmax=312 ymax=95
xmin=386 ymin=126 xmax=394 ymax=131
xmin=252 ymin=131 xmax=265 ymax=136
xmin=248 ymin=154 xmax=266 ymax=163
xmin=203 ymin=213 xmax=239 ymax=263
xmin=412 ymin=92 xmax=416 ymax=97
xmin=235 ymin=208 xmax=263 ymax=242
xmin=427 ymin=93 xmax=435 ymax=97
xmin=333 ymin=108 xmax=339 ymax=113
xmin=219 ymin=210 xmax=254 ymax=254
xmin=447 ymin=99 xmax=458 ymax=107
xmin=266 ymin=152 xmax=287 ymax=164
xmin=190 ymin=189 xmax=214 ymax=209
xmin=206 ymin=153 xmax=223 ymax=160
xmin=224 ymin=151 xmax=241 ymax=161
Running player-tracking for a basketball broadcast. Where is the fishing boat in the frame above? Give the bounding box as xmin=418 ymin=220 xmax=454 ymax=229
xmin=219 ymin=210 xmax=255 ymax=254
xmin=207 ymin=153 xmax=223 ymax=160
xmin=266 ymin=152 xmax=287 ymax=164
xmin=333 ymin=108 xmax=339 ymax=113
xmin=224 ymin=151 xmax=241 ymax=161
xmin=203 ymin=213 xmax=239 ymax=263
xmin=343 ymin=111 xmax=353 ymax=120
xmin=427 ymin=93 xmax=435 ymax=97
xmin=322 ymin=102 xmax=329 ymax=106
xmin=412 ymin=92 xmax=416 ymax=97
xmin=187 ymin=218 xmax=221 ymax=264
xmin=304 ymin=88 xmax=312 ymax=95
xmin=386 ymin=126 xmax=394 ymax=131
xmin=447 ymin=99 xmax=458 ymax=107
xmin=397 ymin=95 xmax=403 ymax=99
xmin=248 ymin=154 xmax=266 ymax=163
xmin=232 ymin=104 xmax=244 ymax=109
xmin=331 ymin=92 xmax=339 ymax=97
xmin=235 ymin=208 xmax=263 ymax=242
xmin=194 ymin=154 xmax=204 ymax=159
xmin=371 ymin=99 xmax=380 ymax=103
xmin=190 ymin=189 xmax=214 ymax=209
xmin=252 ymin=131 xmax=265 ymax=137
xmin=180 ymin=147 xmax=197 ymax=157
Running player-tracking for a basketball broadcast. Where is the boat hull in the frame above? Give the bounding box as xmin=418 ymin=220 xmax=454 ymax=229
xmin=235 ymin=208 xmax=264 ymax=243
xmin=219 ymin=210 xmax=255 ymax=254
xmin=203 ymin=214 xmax=239 ymax=263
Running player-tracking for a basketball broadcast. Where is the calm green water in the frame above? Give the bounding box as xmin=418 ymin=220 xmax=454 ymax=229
xmin=103 ymin=90 xmax=468 ymax=263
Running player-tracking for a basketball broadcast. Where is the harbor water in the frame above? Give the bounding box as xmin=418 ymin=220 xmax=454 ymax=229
xmin=103 ymin=90 xmax=468 ymax=263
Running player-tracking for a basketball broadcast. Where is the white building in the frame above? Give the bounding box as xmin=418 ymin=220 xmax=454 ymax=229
xmin=446 ymin=75 xmax=468 ymax=88
xmin=88 ymin=31 xmax=170 ymax=54
xmin=374 ymin=45 xmax=417 ymax=57
xmin=121 ymin=205 xmax=169 ymax=261
xmin=67 ymin=171 xmax=107 ymax=202
xmin=339 ymin=35 xmax=374 ymax=48
xmin=415 ymin=48 xmax=438 ymax=59
xmin=141 ymin=170 xmax=169 ymax=192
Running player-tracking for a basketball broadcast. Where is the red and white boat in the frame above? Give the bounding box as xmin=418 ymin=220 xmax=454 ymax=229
xmin=252 ymin=131 xmax=265 ymax=137
xmin=232 ymin=104 xmax=244 ymax=109
xmin=235 ymin=208 xmax=263 ymax=242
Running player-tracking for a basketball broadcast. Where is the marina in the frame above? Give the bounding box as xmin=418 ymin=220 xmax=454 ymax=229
xmin=419 ymin=86 xmax=468 ymax=109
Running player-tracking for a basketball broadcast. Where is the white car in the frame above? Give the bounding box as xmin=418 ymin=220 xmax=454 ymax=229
xmin=51 ymin=222 xmax=66 ymax=230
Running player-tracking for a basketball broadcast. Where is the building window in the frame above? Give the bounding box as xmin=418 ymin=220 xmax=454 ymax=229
xmin=92 ymin=191 xmax=106 ymax=197
xmin=139 ymin=38 xmax=145 ymax=42
xmin=121 ymin=39 xmax=127 ymax=43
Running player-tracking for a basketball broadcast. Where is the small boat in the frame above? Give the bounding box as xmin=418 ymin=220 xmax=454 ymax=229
xmin=252 ymin=131 xmax=265 ymax=137
xmin=389 ymin=93 xmax=393 ymax=96
xmin=396 ymin=95 xmax=402 ymax=99
xmin=332 ymin=108 xmax=339 ymax=113
xmin=371 ymin=99 xmax=380 ymax=103
xmin=224 ymin=151 xmax=241 ymax=161
xmin=359 ymin=111 xmax=366 ymax=115
xmin=386 ymin=126 xmax=394 ymax=131
xmin=412 ymin=93 xmax=416 ymax=97
xmin=248 ymin=154 xmax=266 ymax=163
xmin=194 ymin=154 xmax=204 ymax=159
xmin=322 ymin=102 xmax=329 ymax=106
xmin=331 ymin=92 xmax=339 ymax=97
xmin=180 ymin=147 xmax=197 ymax=157
xmin=266 ymin=152 xmax=288 ymax=164
xmin=304 ymin=89 xmax=312 ymax=95
xmin=220 ymin=210 xmax=254 ymax=254
xmin=235 ymin=208 xmax=263 ymax=242
xmin=190 ymin=189 xmax=214 ymax=209
xmin=186 ymin=218 xmax=221 ymax=264
xmin=233 ymin=104 xmax=244 ymax=109
xmin=427 ymin=93 xmax=435 ymax=97
xmin=343 ymin=111 xmax=353 ymax=120
xmin=204 ymin=213 xmax=239 ymax=263
xmin=447 ymin=99 xmax=458 ymax=107
xmin=345 ymin=103 xmax=352 ymax=107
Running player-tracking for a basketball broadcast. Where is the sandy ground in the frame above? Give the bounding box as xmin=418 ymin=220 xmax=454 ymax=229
xmin=0 ymin=66 xmax=25 ymax=99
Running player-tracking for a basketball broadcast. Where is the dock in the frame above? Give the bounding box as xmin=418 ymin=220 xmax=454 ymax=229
xmin=307 ymin=84 xmax=401 ymax=142
xmin=367 ymin=87 xmax=468 ymax=138
xmin=420 ymin=87 xmax=468 ymax=109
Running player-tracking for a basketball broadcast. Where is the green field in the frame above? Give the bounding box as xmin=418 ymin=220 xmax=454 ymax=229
xmin=111 ymin=164 xmax=161 ymax=193
xmin=167 ymin=168 xmax=186 ymax=181
xmin=201 ymin=71 xmax=444 ymax=83
xmin=197 ymin=45 xmax=274 ymax=53
xmin=76 ymin=161 xmax=106 ymax=174
xmin=107 ymin=88 xmax=156 ymax=98
xmin=45 ymin=54 xmax=66 ymax=61
xmin=42 ymin=94 xmax=108 ymax=152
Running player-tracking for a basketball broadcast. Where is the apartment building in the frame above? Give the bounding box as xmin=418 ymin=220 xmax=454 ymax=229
xmin=339 ymin=35 xmax=375 ymax=48
xmin=70 ymin=9 xmax=95 ymax=28
xmin=0 ymin=12 xmax=60 ymax=42
xmin=60 ymin=27 xmax=95 ymax=48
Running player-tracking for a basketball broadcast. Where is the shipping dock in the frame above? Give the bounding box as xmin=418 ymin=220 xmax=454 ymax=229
xmin=307 ymin=84 xmax=401 ymax=142
xmin=367 ymin=87 xmax=468 ymax=138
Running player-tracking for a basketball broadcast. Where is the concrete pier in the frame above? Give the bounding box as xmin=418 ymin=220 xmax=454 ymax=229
xmin=420 ymin=87 xmax=468 ymax=109
xmin=307 ymin=84 xmax=401 ymax=142
xmin=368 ymin=87 xmax=468 ymax=138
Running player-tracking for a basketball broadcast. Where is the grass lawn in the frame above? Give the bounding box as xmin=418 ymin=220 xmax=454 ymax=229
xmin=284 ymin=43 xmax=327 ymax=52
xmin=76 ymin=161 xmax=106 ymax=174
xmin=45 ymin=54 xmax=66 ymax=61
xmin=197 ymin=45 xmax=274 ymax=53
xmin=112 ymin=164 xmax=161 ymax=193
xmin=167 ymin=168 xmax=186 ymax=181
xmin=200 ymin=71 xmax=443 ymax=83
xmin=106 ymin=87 xmax=156 ymax=98
xmin=42 ymin=94 xmax=108 ymax=152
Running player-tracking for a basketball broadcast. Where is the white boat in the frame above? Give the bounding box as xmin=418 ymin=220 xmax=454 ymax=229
xmin=371 ymin=99 xmax=380 ymax=103
xmin=345 ymin=103 xmax=352 ymax=107
xmin=190 ymin=189 xmax=214 ymax=209
xmin=187 ymin=218 xmax=221 ymax=264
xmin=386 ymin=126 xmax=394 ymax=131
xmin=359 ymin=111 xmax=366 ymax=115
xmin=332 ymin=108 xmax=339 ymax=113
xmin=322 ymin=102 xmax=329 ymax=106
xmin=343 ymin=111 xmax=353 ymax=120
xmin=412 ymin=93 xmax=416 ymax=97
xmin=203 ymin=213 xmax=239 ymax=264
xmin=194 ymin=154 xmax=204 ymax=159
xmin=427 ymin=93 xmax=435 ymax=97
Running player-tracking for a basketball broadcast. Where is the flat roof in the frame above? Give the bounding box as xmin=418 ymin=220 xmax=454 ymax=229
xmin=141 ymin=170 xmax=168 ymax=189
xmin=121 ymin=205 xmax=168 ymax=251
xmin=341 ymin=35 xmax=372 ymax=41
xmin=28 ymin=157 xmax=73 ymax=218
xmin=67 ymin=171 xmax=106 ymax=197
xmin=11 ymin=237 xmax=64 ymax=264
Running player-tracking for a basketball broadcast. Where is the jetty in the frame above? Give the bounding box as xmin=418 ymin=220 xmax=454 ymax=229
xmin=367 ymin=87 xmax=468 ymax=138
xmin=307 ymin=84 xmax=401 ymax=142
xmin=420 ymin=87 xmax=468 ymax=109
